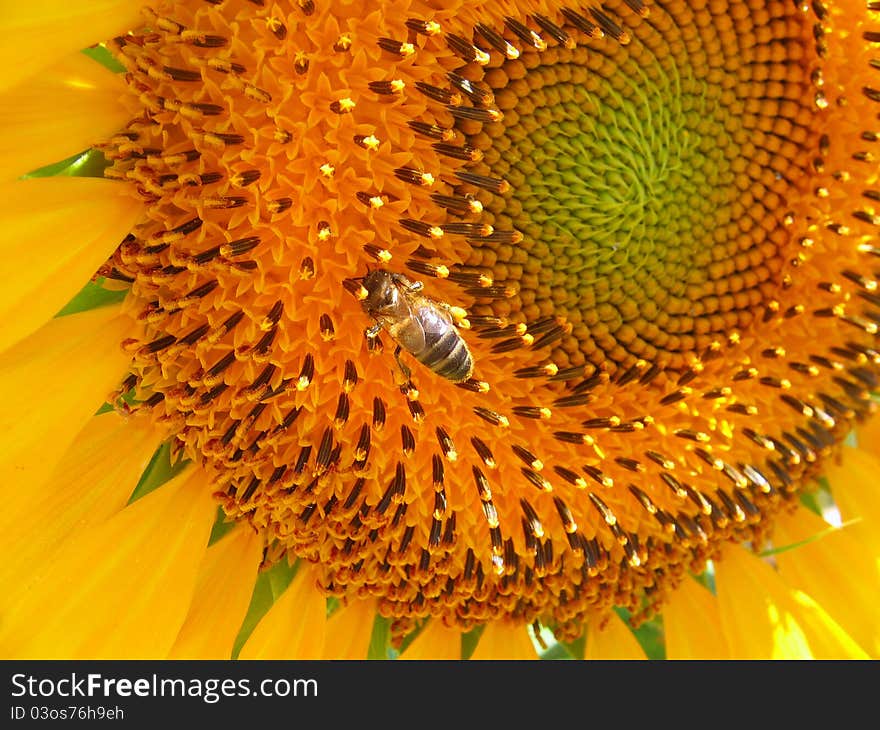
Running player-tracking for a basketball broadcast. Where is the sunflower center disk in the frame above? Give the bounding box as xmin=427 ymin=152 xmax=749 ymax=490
xmin=462 ymin=2 xmax=815 ymax=373
xmin=102 ymin=0 xmax=866 ymax=644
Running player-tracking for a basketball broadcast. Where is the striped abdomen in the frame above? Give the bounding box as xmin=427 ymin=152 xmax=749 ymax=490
xmin=418 ymin=326 xmax=474 ymax=382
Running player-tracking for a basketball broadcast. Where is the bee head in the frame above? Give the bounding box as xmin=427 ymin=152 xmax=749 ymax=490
xmin=360 ymin=269 xmax=398 ymax=314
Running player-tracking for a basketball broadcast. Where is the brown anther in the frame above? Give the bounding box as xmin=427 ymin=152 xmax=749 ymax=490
xmin=521 ymin=467 xmax=552 ymax=492
xmin=503 ymin=16 xmax=546 ymax=50
xmin=454 ymin=170 xmax=510 ymax=194
xmin=414 ymin=81 xmax=461 ymax=106
xmin=472 ymin=465 xmax=492 ymax=501
xmin=363 ymin=245 xmax=392 ymax=263
xmin=266 ymin=16 xmax=286 ymax=39
xmin=407 ymin=121 xmax=455 ymax=141
xmin=372 ymin=398 xmax=387 ymax=431
xmin=511 ymin=444 xmax=543 ymax=470
xmin=400 ymin=425 xmax=416 ymax=456
xmin=353 ymin=425 xmax=370 ymax=464
xmin=582 ymin=464 xmax=613 ymax=488
xmin=659 ymin=388 xmax=690 ymax=406
xmin=474 ymin=22 xmax=520 ymax=59
xmin=445 ymin=33 xmax=490 ymax=64
xmin=589 ymin=7 xmax=630 ymax=43
xmin=445 ymin=105 xmax=504 ymax=123
xmin=260 ymin=301 xmax=284 ymax=331
xmin=319 ymin=313 xmax=335 ymax=341
xmin=399 ymin=219 xmax=444 ymax=239
xmin=231 ymin=169 xmax=261 ymax=187
xmin=405 ymin=19 xmax=442 ymax=35
xmin=431 ymin=142 xmax=483 ymax=162
xmin=297 ymin=353 xmax=315 ymax=390
xmin=560 ymin=7 xmax=601 ymax=37
xmin=368 ymin=79 xmax=406 ymax=95
xmin=552 ymin=465 xmax=587 ymax=488
xmin=377 ymin=37 xmax=415 ymax=56
xmin=395 ymin=167 xmax=435 ymax=186
xmin=520 ymin=499 xmax=545 ymax=538
xmin=533 ymin=13 xmax=575 ymax=48
xmin=588 ymin=493 xmax=617 ymax=526
xmin=512 ymin=405 xmax=552 ymax=419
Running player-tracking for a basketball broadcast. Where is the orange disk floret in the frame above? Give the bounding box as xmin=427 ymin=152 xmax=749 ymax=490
xmin=102 ymin=0 xmax=880 ymax=641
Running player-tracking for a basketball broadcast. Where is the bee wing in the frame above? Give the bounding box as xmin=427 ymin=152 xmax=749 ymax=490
xmin=415 ymin=300 xmax=461 ymax=348
xmin=399 ymin=296 xmax=427 ymax=351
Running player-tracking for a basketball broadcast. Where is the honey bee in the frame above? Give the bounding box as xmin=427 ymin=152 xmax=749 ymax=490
xmin=359 ymin=269 xmax=474 ymax=383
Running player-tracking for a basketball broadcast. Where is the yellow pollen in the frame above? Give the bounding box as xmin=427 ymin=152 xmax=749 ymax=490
xmin=358 ymin=135 xmax=381 ymax=151
xmin=317 ymin=223 xmax=332 ymax=241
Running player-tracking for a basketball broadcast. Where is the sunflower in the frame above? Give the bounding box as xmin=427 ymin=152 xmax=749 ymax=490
xmin=1 ymin=0 xmax=878 ymax=661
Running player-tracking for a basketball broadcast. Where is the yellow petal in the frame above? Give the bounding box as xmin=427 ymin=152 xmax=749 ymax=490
xmin=470 ymin=622 xmax=537 ymax=660
xmin=825 ymin=448 xmax=880 ymax=571
xmin=400 ymin=620 xmax=462 ymax=660
xmin=0 ymin=177 xmax=142 ymax=352
xmin=715 ymin=545 xmax=869 ymax=659
xmin=0 ymin=412 xmax=162 ymax=595
xmin=0 ymin=306 xmax=131 ymax=494
xmin=855 ymin=415 xmax=880 ymax=453
xmin=169 ymin=525 xmax=263 ymax=660
xmin=663 ymin=576 xmax=730 ymax=660
xmin=0 ymin=54 xmax=130 ymax=179
xmin=0 ymin=1 xmax=146 ymax=93
xmin=774 ymin=507 xmax=879 ymax=657
xmin=584 ymin=611 xmax=647 ymax=660
xmin=239 ymin=566 xmax=326 ymax=660
xmin=0 ymin=467 xmax=216 ymax=658
xmin=323 ymin=599 xmax=376 ymax=659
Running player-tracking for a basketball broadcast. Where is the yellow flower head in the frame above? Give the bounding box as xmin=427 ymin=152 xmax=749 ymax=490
xmin=1 ymin=0 xmax=878 ymax=659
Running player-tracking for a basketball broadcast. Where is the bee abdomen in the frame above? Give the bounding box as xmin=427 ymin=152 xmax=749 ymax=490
xmin=421 ymin=329 xmax=474 ymax=382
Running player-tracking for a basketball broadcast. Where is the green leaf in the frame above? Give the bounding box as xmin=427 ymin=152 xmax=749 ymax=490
xmin=267 ymin=558 xmax=298 ymax=600
xmin=395 ymin=618 xmax=428 ymax=657
xmin=127 ymin=441 xmax=190 ymax=504
xmin=207 ymin=507 xmax=237 ymax=545
xmin=560 ymin=634 xmax=586 ymax=660
xmin=614 ymin=607 xmax=666 ymax=660
xmin=692 ymin=561 xmax=717 ymax=594
xmin=232 ymin=573 xmax=273 ymax=660
xmin=82 ymin=45 xmax=126 ymax=73
xmin=56 ymin=279 xmax=128 ymax=318
xmin=325 ymin=596 xmax=340 ymax=618
xmin=55 ymin=149 xmax=112 ymax=178
xmin=231 ymin=559 xmax=299 ymax=660
xmin=367 ymin=614 xmax=393 ymax=660
xmin=22 ymin=148 xmax=111 ymax=180
xmin=799 ymin=489 xmax=824 ymax=516
xmin=460 ymin=625 xmax=484 ymax=660
xmin=21 ymin=150 xmax=88 ymax=179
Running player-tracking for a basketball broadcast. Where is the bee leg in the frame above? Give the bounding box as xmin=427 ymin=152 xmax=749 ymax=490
xmin=393 ymin=345 xmax=412 ymax=381
xmin=436 ymin=301 xmax=470 ymax=329
xmin=364 ymin=324 xmax=384 ymax=353
xmin=390 ymin=272 xmax=422 ymax=292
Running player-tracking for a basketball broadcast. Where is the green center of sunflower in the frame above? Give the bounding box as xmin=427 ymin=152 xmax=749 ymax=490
xmin=460 ymin=0 xmax=815 ymax=372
